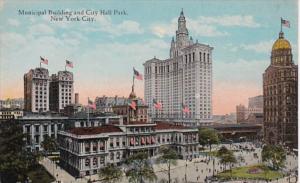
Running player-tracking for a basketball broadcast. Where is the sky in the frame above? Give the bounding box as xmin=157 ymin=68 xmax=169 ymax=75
xmin=0 ymin=0 xmax=298 ymax=115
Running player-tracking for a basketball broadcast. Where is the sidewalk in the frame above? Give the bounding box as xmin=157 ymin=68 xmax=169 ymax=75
xmin=40 ymin=157 xmax=87 ymax=183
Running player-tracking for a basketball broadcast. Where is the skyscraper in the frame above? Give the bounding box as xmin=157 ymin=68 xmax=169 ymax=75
xmin=24 ymin=67 xmax=50 ymax=112
xmin=49 ymin=71 xmax=74 ymax=112
xmin=144 ymin=10 xmax=213 ymax=126
xmin=263 ymin=31 xmax=298 ymax=148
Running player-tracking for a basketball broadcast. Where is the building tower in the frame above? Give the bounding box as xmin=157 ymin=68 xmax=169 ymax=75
xmin=49 ymin=71 xmax=74 ymax=112
xmin=236 ymin=104 xmax=246 ymax=123
xmin=24 ymin=67 xmax=50 ymax=112
xmin=144 ymin=10 xmax=213 ymax=127
xmin=263 ymin=31 xmax=298 ymax=148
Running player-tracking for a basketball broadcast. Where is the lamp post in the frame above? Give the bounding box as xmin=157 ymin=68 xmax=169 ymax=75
xmin=212 ymin=157 xmax=215 ymax=177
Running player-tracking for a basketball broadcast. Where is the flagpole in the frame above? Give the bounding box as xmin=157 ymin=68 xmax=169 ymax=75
xmin=87 ymin=97 xmax=90 ymax=124
xmin=280 ymin=17 xmax=282 ymax=32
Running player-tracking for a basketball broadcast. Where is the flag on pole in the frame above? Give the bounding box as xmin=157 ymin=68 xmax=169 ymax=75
xmin=88 ymin=98 xmax=96 ymax=109
xmin=153 ymin=99 xmax=162 ymax=110
xmin=66 ymin=60 xmax=74 ymax=68
xmin=182 ymin=103 xmax=190 ymax=113
xmin=281 ymin=18 xmax=290 ymax=28
xmin=129 ymin=100 xmax=137 ymax=110
xmin=40 ymin=56 xmax=48 ymax=65
xmin=141 ymin=99 xmax=146 ymax=105
xmin=133 ymin=68 xmax=143 ymax=80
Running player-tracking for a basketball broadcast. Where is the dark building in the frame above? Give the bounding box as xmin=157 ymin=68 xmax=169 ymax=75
xmin=263 ymin=31 xmax=298 ymax=149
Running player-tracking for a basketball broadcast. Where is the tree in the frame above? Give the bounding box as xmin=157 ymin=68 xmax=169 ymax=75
xmin=156 ymin=146 xmax=178 ymax=183
xmin=0 ymin=120 xmax=39 ymax=183
xmin=98 ymin=164 xmax=123 ymax=183
xmin=217 ymin=146 xmax=237 ymax=173
xmin=41 ymin=135 xmax=58 ymax=155
xmin=198 ymin=128 xmax=220 ymax=152
xmin=262 ymin=144 xmax=286 ymax=170
xmin=125 ymin=151 xmax=157 ymax=183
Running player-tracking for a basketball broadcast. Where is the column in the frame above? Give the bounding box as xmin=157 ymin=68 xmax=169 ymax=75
xmin=97 ymin=140 xmax=100 ymax=152
xmin=90 ymin=141 xmax=93 ymax=153
xmin=54 ymin=123 xmax=58 ymax=138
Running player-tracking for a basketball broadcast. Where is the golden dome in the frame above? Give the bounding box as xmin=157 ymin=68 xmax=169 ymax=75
xmin=272 ymin=32 xmax=291 ymax=51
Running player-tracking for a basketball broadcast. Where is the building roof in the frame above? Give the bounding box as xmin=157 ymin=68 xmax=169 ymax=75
xmin=272 ymin=32 xmax=291 ymax=51
xmin=122 ymin=121 xmax=156 ymax=126
xmin=154 ymin=122 xmax=189 ymax=130
xmin=209 ymin=123 xmax=262 ymax=129
xmin=68 ymin=125 xmax=122 ymax=135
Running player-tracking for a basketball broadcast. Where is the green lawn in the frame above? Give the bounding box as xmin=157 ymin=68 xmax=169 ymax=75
xmin=217 ymin=164 xmax=284 ymax=181
xmin=27 ymin=164 xmax=55 ymax=183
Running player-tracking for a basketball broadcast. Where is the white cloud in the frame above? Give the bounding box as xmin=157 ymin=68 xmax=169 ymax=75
xmin=214 ymin=59 xmax=269 ymax=85
xmin=187 ymin=18 xmax=228 ymax=37
xmin=151 ymin=18 xmax=227 ymax=38
xmin=86 ymin=16 xmax=143 ymax=36
xmin=198 ymin=15 xmax=260 ymax=27
xmin=8 ymin=18 xmax=20 ymax=27
xmin=0 ymin=32 xmax=27 ymax=50
xmin=150 ymin=15 xmax=259 ymax=38
xmin=240 ymin=40 xmax=274 ymax=53
xmin=28 ymin=23 xmax=55 ymax=35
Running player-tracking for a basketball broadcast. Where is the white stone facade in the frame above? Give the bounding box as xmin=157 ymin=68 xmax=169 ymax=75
xmin=24 ymin=67 xmax=50 ymax=112
xmin=58 ymin=122 xmax=199 ymax=177
xmin=144 ymin=11 xmax=213 ymax=126
xmin=50 ymin=71 xmax=74 ymax=112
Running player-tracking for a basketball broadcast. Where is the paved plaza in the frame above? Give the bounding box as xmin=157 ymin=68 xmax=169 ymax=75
xmin=41 ymin=142 xmax=298 ymax=183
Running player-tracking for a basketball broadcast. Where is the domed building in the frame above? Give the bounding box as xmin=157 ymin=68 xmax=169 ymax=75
xmin=263 ymin=31 xmax=298 ymax=149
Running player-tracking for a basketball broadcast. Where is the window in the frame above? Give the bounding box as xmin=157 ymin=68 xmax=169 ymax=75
xmin=85 ymin=143 xmax=90 ymax=153
xmin=26 ymin=126 xmax=30 ymax=133
xmin=85 ymin=158 xmax=90 ymax=167
xmin=35 ymin=126 xmax=39 ymax=133
xmin=110 ymin=138 xmax=114 ymax=148
xmin=116 ymin=152 xmax=120 ymax=159
xmin=100 ymin=141 xmax=105 ymax=151
xmin=93 ymin=157 xmax=97 ymax=166
xmin=110 ymin=152 xmax=114 ymax=160
xmin=35 ymin=135 xmax=39 ymax=143
xmin=92 ymin=142 xmax=97 ymax=152
xmin=199 ymin=52 xmax=202 ymax=61
xmin=100 ymin=156 xmax=105 ymax=164
xmin=193 ymin=52 xmax=195 ymax=61
xmin=43 ymin=125 xmax=47 ymax=132
xmin=116 ymin=138 xmax=120 ymax=147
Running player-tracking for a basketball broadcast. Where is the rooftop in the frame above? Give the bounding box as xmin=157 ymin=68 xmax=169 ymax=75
xmin=68 ymin=125 xmax=123 ymax=135
xmin=154 ymin=122 xmax=189 ymax=130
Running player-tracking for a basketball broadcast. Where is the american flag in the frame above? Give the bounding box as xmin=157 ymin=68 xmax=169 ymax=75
xmin=133 ymin=68 xmax=143 ymax=80
xmin=40 ymin=56 xmax=48 ymax=65
xmin=153 ymin=99 xmax=162 ymax=110
xmin=66 ymin=60 xmax=74 ymax=68
xmin=182 ymin=103 xmax=190 ymax=113
xmin=281 ymin=18 xmax=290 ymax=28
xmin=129 ymin=100 xmax=137 ymax=110
xmin=88 ymin=98 xmax=96 ymax=109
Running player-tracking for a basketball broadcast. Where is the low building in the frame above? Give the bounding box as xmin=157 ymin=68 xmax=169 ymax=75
xmin=58 ymin=121 xmax=199 ymax=177
xmin=0 ymin=98 xmax=24 ymax=109
xmin=0 ymin=108 xmax=23 ymax=119
xmin=20 ymin=114 xmax=123 ymax=152
xmin=209 ymin=123 xmax=263 ymax=142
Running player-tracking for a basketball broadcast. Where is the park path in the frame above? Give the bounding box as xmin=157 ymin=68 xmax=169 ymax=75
xmin=40 ymin=157 xmax=87 ymax=183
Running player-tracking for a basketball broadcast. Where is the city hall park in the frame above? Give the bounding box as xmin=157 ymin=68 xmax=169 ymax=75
xmin=216 ymin=164 xmax=284 ymax=181
xmin=27 ymin=164 xmax=55 ymax=183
